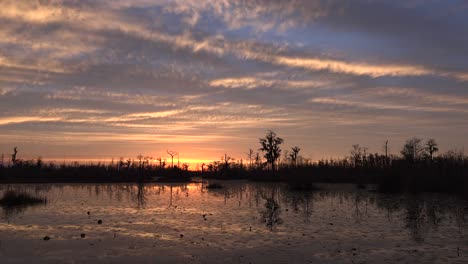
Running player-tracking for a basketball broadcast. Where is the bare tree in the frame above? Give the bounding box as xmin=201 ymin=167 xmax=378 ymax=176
xmin=167 ymin=150 xmax=178 ymax=168
xmin=290 ymin=146 xmax=301 ymax=167
xmin=259 ymin=130 xmax=284 ymax=171
xmin=384 ymin=140 xmax=389 ymax=159
xmin=246 ymin=148 xmax=255 ymax=169
xmin=118 ymin=157 xmax=124 ymax=172
xmin=425 ymin=138 xmax=439 ymax=160
xmin=11 ymin=147 xmax=18 ymax=165
xmin=350 ymin=144 xmax=363 ymax=168
xmin=383 ymin=140 xmax=389 ymax=167
xmin=156 ymin=157 xmax=163 ymax=168
xmin=143 ymin=156 xmax=153 ymax=168
xmin=283 ymin=150 xmax=290 ymax=165
xmin=137 ymin=154 xmax=144 ymax=168
xmin=254 ymin=152 xmax=261 ymax=169
xmin=222 ymin=153 xmax=233 ymax=170
xmin=401 ymin=137 xmax=424 ymax=162
xmin=362 ymin=146 xmax=369 ymax=167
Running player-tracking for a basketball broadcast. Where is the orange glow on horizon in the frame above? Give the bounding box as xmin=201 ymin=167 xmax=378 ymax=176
xmin=41 ymin=157 xmax=223 ymax=170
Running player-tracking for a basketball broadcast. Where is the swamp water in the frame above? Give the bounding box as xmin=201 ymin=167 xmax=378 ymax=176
xmin=0 ymin=181 xmax=467 ymax=263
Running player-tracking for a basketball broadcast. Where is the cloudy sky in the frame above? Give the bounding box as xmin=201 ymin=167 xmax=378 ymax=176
xmin=1 ymin=0 xmax=467 ymax=165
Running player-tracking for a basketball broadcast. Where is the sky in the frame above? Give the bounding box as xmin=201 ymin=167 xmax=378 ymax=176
xmin=1 ymin=0 xmax=468 ymax=165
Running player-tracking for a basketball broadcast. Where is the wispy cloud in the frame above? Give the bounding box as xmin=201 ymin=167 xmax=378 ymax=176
xmin=1 ymin=0 xmax=467 ymax=160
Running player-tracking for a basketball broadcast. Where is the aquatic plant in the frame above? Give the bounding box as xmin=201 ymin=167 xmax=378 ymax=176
xmin=0 ymin=190 xmax=46 ymax=207
xmin=0 ymin=190 xmax=47 ymax=219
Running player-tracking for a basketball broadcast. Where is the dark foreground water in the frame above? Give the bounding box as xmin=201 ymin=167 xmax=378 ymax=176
xmin=0 ymin=181 xmax=467 ymax=263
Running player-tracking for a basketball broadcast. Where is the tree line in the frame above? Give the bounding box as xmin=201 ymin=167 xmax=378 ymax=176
xmin=0 ymin=130 xmax=467 ymax=196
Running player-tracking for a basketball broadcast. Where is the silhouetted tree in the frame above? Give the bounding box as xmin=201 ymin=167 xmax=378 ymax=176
xmin=167 ymin=150 xmax=178 ymax=168
xmin=207 ymin=163 xmax=214 ymax=172
xmin=259 ymin=130 xmax=284 ymax=171
xmin=384 ymin=140 xmax=389 ymax=158
xmin=425 ymin=138 xmax=439 ymax=161
xmin=222 ymin=153 xmax=233 ymax=170
xmin=11 ymin=147 xmax=18 ymax=165
xmin=254 ymin=152 xmax=262 ymax=169
xmin=36 ymin=157 xmax=43 ymax=168
xmin=283 ymin=150 xmax=290 ymax=165
xmin=401 ymin=137 xmax=424 ymax=162
xmin=137 ymin=154 xmax=144 ymax=169
xmin=290 ymin=146 xmax=301 ymax=167
xmin=143 ymin=156 xmax=152 ymax=168
xmin=362 ymin=146 xmax=369 ymax=167
xmin=117 ymin=157 xmax=124 ymax=172
xmin=368 ymin=153 xmax=376 ymax=167
xmin=156 ymin=157 xmax=165 ymax=168
xmin=246 ymin=148 xmax=255 ymax=169
xmin=442 ymin=149 xmax=464 ymax=161
xmin=350 ymin=144 xmax=363 ymax=168
xmin=383 ymin=140 xmax=389 ymax=167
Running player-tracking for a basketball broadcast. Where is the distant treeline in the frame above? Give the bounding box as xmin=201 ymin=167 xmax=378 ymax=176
xmin=1 ymin=148 xmax=192 ymax=183
xmin=0 ymin=132 xmax=467 ymax=197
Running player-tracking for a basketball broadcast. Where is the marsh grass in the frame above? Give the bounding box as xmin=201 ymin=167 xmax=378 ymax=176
xmin=0 ymin=190 xmax=47 ymax=219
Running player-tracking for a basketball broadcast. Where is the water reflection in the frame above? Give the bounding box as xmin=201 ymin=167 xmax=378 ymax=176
xmin=0 ymin=182 xmax=466 ymax=243
xmin=259 ymin=188 xmax=283 ymax=230
xmin=0 ymin=187 xmax=47 ymax=221
xmin=1 ymin=201 xmax=46 ymax=221
xmin=283 ymin=189 xmax=314 ymax=223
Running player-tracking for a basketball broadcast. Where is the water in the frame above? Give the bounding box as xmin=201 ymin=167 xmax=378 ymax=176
xmin=0 ymin=181 xmax=467 ymax=263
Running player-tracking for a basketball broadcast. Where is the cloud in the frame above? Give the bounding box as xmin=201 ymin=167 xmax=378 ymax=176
xmin=309 ymin=97 xmax=468 ymax=114
xmin=2 ymin=0 xmax=467 ymax=82
xmin=0 ymin=116 xmax=62 ymax=125
xmin=0 ymin=0 xmax=467 ymax=160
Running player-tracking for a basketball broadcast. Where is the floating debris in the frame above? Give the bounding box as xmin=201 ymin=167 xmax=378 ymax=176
xmin=80 ymin=234 xmax=86 ymax=238
xmin=43 ymin=236 xmax=50 ymax=241
xmin=97 ymin=220 xmax=102 ymax=224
